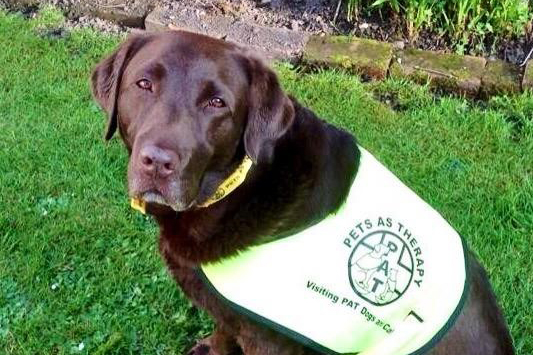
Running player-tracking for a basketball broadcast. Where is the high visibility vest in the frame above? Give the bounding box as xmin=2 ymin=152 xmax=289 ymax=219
xmin=199 ymin=147 xmax=468 ymax=355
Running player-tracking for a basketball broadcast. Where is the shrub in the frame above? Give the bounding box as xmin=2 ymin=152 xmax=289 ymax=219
xmin=344 ymin=0 xmax=532 ymax=52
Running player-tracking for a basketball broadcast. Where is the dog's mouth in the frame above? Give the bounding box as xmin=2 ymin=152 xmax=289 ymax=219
xmin=141 ymin=190 xmax=169 ymax=206
xmin=133 ymin=189 xmax=196 ymax=215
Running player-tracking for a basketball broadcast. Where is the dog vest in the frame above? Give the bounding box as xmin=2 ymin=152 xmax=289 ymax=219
xmin=199 ymin=147 xmax=468 ymax=355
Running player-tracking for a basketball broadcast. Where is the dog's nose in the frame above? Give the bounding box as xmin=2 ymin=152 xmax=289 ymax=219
xmin=139 ymin=145 xmax=176 ymax=178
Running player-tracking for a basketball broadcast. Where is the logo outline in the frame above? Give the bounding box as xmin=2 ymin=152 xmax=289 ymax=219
xmin=348 ymin=230 xmax=415 ymax=306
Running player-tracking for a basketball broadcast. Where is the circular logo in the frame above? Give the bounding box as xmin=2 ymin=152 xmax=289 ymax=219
xmin=348 ymin=230 xmax=414 ymax=306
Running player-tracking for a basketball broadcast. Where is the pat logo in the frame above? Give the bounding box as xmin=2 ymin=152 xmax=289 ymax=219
xmin=344 ymin=217 xmax=425 ymax=306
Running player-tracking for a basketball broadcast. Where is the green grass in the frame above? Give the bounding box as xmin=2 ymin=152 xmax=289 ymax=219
xmin=1 ymin=7 xmax=532 ymax=354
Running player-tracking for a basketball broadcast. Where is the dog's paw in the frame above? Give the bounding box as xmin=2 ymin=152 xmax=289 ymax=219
xmin=187 ymin=343 xmax=211 ymax=355
xmin=186 ymin=342 xmax=242 ymax=355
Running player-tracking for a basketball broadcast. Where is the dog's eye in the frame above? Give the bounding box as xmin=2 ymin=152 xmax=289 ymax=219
xmin=136 ymin=79 xmax=153 ymax=91
xmin=208 ymin=97 xmax=226 ymax=108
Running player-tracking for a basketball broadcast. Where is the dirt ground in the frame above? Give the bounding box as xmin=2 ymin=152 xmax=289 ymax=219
xmin=2 ymin=0 xmax=531 ymax=64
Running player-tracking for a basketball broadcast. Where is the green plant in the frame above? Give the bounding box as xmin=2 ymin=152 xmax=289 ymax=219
xmin=404 ymin=0 xmax=435 ymax=40
xmin=372 ymin=0 xmax=432 ymax=40
xmin=345 ymin=0 xmax=364 ymax=21
xmin=30 ymin=4 xmax=65 ymax=29
xmin=345 ymin=0 xmax=532 ymax=54
xmin=485 ymin=0 xmax=530 ymax=36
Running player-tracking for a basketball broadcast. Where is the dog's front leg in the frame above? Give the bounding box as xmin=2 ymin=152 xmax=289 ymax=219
xmin=237 ymin=323 xmax=318 ymax=355
xmin=187 ymin=326 xmax=242 ymax=355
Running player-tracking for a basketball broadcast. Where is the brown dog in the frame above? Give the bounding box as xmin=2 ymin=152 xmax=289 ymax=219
xmin=91 ymin=30 xmax=514 ymax=355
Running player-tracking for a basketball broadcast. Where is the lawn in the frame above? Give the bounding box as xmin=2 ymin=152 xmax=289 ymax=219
xmin=0 ymin=7 xmax=532 ymax=355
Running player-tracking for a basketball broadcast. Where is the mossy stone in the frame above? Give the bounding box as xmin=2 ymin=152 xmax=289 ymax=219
xmin=481 ymin=59 xmax=521 ymax=97
xmin=303 ymin=35 xmax=393 ymax=80
xmin=390 ymin=49 xmax=486 ymax=97
xmin=523 ymin=60 xmax=533 ymax=91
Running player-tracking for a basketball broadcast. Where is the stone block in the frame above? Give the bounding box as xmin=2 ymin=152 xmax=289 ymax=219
xmin=303 ymin=35 xmax=393 ymax=80
xmin=523 ymin=60 xmax=533 ymax=91
xmin=390 ymin=49 xmax=486 ymax=97
xmin=481 ymin=59 xmax=521 ymax=97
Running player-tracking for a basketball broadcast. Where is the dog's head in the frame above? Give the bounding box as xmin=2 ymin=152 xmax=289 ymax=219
xmin=91 ymin=31 xmax=294 ymax=212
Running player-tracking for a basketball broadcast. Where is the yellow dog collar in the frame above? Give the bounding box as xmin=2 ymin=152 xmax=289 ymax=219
xmin=131 ymin=156 xmax=253 ymax=214
xmin=197 ymin=156 xmax=253 ymax=208
xmin=130 ymin=197 xmax=147 ymax=214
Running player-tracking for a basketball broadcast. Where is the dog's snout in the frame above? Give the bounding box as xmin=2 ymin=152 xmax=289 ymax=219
xmin=139 ymin=145 xmax=176 ymax=178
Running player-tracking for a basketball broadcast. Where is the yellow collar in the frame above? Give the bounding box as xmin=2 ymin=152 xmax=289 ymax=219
xmin=197 ymin=156 xmax=253 ymax=208
xmin=131 ymin=156 xmax=253 ymax=214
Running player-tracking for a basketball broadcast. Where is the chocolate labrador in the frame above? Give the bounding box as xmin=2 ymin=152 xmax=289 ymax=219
xmin=91 ymin=30 xmax=514 ymax=355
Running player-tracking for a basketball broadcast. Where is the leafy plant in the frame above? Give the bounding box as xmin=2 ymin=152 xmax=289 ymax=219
xmin=345 ymin=0 xmax=362 ymax=21
xmin=344 ymin=0 xmax=532 ymax=53
xmin=370 ymin=0 xmax=437 ymax=40
xmin=404 ymin=0 xmax=435 ymax=40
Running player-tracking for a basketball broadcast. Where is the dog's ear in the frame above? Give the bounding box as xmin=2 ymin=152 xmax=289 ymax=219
xmin=241 ymin=55 xmax=295 ymax=164
xmin=91 ymin=34 xmax=147 ymax=140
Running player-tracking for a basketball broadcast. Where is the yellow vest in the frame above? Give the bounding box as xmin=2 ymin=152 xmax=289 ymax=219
xmin=199 ymin=147 xmax=468 ymax=355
